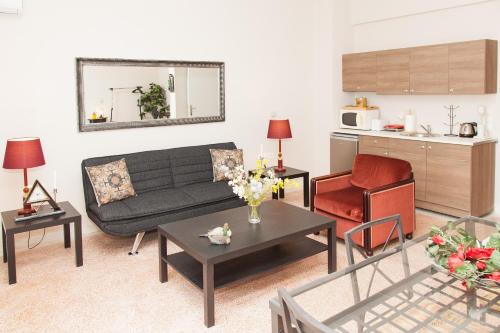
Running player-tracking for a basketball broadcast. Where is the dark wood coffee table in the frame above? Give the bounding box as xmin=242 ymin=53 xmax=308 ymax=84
xmin=158 ymin=200 xmax=336 ymax=327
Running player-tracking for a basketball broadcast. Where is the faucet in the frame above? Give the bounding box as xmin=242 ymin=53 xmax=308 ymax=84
xmin=421 ymin=124 xmax=432 ymax=135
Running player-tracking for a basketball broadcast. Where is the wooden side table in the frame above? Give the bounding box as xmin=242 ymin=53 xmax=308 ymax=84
xmin=251 ymin=166 xmax=310 ymax=207
xmin=1 ymin=201 xmax=83 ymax=284
xmin=272 ymin=167 xmax=309 ymax=207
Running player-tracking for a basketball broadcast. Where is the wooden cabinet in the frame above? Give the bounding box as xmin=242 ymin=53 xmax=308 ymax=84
xmin=449 ymin=40 xmax=498 ymax=94
xmin=342 ymin=52 xmax=377 ymax=92
xmin=388 ymin=139 xmax=427 ymax=201
xmin=343 ymin=39 xmax=497 ymax=95
xmin=358 ymin=135 xmax=496 ymax=217
xmin=410 ymin=45 xmax=449 ymax=95
xmin=425 ymin=143 xmax=471 ymax=211
xmin=377 ymin=49 xmax=410 ymax=95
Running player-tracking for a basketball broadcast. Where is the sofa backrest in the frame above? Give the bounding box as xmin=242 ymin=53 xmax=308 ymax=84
xmin=350 ymin=154 xmax=412 ymax=190
xmin=81 ymin=142 xmax=236 ymax=207
xmin=170 ymin=142 xmax=236 ymax=187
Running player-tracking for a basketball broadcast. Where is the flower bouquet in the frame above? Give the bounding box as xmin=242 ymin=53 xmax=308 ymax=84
xmin=426 ymin=223 xmax=500 ymax=289
xmin=223 ymin=159 xmax=292 ymax=224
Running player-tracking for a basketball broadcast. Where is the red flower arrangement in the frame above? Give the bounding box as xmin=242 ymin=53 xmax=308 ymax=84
xmin=426 ymin=224 xmax=500 ymax=289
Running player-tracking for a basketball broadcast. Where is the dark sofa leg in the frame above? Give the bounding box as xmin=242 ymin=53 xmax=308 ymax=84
xmin=129 ymin=232 xmax=145 ymax=255
xmin=405 ymin=233 xmax=413 ymax=240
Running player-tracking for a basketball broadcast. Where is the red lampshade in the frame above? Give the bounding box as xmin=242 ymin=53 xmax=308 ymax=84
xmin=267 ymin=119 xmax=292 ymax=139
xmin=3 ymin=137 xmax=45 ymax=170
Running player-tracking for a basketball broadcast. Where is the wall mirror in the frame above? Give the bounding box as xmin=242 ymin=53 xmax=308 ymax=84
xmin=76 ymin=58 xmax=225 ymax=132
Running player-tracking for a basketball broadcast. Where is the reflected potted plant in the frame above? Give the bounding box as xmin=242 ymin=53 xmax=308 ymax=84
xmin=139 ymin=83 xmax=171 ymax=119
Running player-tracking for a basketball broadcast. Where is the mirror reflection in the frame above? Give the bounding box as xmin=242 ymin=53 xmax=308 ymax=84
xmin=77 ymin=59 xmax=225 ymax=132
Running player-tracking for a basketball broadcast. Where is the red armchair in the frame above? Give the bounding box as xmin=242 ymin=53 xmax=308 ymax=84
xmin=311 ymin=154 xmax=416 ymax=255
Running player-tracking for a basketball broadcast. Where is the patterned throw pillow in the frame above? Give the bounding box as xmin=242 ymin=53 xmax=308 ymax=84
xmin=209 ymin=149 xmax=244 ymax=182
xmin=85 ymin=158 xmax=136 ymax=206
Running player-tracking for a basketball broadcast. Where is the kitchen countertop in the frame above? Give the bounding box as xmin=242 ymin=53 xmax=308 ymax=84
xmin=331 ymin=128 xmax=497 ymax=146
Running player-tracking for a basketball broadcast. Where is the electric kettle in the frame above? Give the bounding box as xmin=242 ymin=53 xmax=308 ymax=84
xmin=459 ymin=122 xmax=478 ymax=138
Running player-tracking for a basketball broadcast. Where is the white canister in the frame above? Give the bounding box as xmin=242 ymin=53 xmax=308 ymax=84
xmin=371 ymin=119 xmax=387 ymax=131
xmin=404 ymin=114 xmax=416 ymax=133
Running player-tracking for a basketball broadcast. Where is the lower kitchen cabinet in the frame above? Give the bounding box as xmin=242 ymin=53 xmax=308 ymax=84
xmin=388 ymin=139 xmax=427 ymax=201
xmin=359 ymin=135 xmax=495 ymax=217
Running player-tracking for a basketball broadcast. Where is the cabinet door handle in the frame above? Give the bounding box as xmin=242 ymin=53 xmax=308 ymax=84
xmin=384 ymin=152 xmax=389 ymax=155
xmin=403 ymin=89 xmax=409 ymax=93
xmin=357 ymin=86 xmax=361 ymax=90
xmin=420 ymin=145 xmax=425 ymax=149
xmin=373 ymin=140 xmax=378 ymax=144
xmin=449 ymin=88 xmax=454 ymax=93
xmin=410 ymin=89 xmax=415 ymax=93
xmin=428 ymin=146 xmax=432 ymax=150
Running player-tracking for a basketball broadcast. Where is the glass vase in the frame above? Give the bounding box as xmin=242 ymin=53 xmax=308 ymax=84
xmin=248 ymin=204 xmax=262 ymax=224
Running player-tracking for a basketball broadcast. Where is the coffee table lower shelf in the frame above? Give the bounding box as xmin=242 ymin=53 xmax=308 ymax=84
xmin=164 ymin=237 xmax=327 ymax=289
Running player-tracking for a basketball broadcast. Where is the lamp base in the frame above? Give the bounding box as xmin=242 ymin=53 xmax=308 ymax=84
xmin=17 ymin=203 xmax=36 ymax=216
xmin=274 ymin=166 xmax=286 ymax=173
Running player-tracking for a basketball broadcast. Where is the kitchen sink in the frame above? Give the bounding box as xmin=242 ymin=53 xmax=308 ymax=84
xmin=399 ymin=132 xmax=441 ymax=138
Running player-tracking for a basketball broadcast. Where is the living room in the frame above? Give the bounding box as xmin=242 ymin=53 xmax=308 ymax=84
xmin=1 ymin=0 xmax=499 ymax=332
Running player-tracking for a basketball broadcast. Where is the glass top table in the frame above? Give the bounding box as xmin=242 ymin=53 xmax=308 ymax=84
xmin=270 ymin=217 xmax=500 ymax=333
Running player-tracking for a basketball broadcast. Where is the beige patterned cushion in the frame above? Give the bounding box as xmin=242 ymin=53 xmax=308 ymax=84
xmin=85 ymin=158 xmax=136 ymax=206
xmin=209 ymin=149 xmax=244 ymax=182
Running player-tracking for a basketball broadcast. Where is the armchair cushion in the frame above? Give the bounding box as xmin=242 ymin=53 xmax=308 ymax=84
xmin=314 ymin=185 xmax=365 ymax=222
xmin=350 ymin=154 xmax=412 ymax=190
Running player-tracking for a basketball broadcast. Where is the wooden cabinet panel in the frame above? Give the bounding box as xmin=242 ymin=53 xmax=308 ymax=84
xmin=425 ymin=143 xmax=471 ymax=211
xmin=377 ymin=49 xmax=410 ymax=95
xmin=449 ymin=40 xmax=486 ymax=94
xmin=388 ymin=139 xmax=427 ymax=200
xmin=343 ymin=52 xmax=377 ymax=92
xmin=449 ymin=40 xmax=497 ymax=94
xmin=358 ymin=145 xmax=388 ymax=157
xmin=359 ymin=135 xmax=390 ymax=149
xmin=410 ymin=45 xmax=449 ymax=94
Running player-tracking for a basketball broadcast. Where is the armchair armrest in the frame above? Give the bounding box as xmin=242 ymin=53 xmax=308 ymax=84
xmin=363 ymin=177 xmax=414 ymax=197
xmin=310 ymin=171 xmax=352 ymax=212
xmin=363 ymin=178 xmax=416 ymax=248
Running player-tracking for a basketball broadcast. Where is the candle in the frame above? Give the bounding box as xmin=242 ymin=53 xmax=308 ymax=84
xmin=54 ymin=171 xmax=57 ymax=190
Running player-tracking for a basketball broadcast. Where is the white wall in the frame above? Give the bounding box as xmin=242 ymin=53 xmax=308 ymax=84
xmin=350 ymin=0 xmax=493 ymax=25
xmin=0 ymin=0 xmax=335 ymax=250
xmin=311 ymin=0 xmax=353 ymax=177
xmin=348 ymin=0 xmax=500 ymax=213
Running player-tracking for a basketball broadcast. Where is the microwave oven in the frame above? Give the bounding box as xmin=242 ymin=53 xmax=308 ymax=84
xmin=339 ymin=108 xmax=379 ymax=130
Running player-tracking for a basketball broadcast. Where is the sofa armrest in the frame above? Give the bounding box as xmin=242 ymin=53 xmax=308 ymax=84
xmin=310 ymin=171 xmax=352 ymax=211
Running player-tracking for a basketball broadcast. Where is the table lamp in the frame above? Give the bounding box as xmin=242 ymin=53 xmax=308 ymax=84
xmin=267 ymin=119 xmax=292 ymax=173
xmin=3 ymin=137 xmax=46 ymax=215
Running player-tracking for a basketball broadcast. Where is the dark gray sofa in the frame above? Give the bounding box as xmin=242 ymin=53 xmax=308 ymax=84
xmin=81 ymin=142 xmax=245 ymax=253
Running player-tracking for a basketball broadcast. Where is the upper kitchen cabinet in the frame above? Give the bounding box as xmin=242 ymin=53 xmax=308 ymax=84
xmin=410 ymin=44 xmax=449 ymax=95
xmin=342 ymin=52 xmax=377 ymax=92
xmin=376 ymin=49 xmax=410 ymax=95
xmin=342 ymin=39 xmax=497 ymax=95
xmin=448 ymin=39 xmax=498 ymax=94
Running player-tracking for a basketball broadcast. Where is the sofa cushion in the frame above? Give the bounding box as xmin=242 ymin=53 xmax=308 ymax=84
xmin=314 ymin=186 xmax=365 ymax=222
xmin=88 ymin=188 xmax=196 ymax=222
xmin=180 ymin=181 xmax=236 ymax=204
xmin=350 ymin=154 xmax=412 ymax=190
xmin=85 ymin=158 xmax=137 ymax=206
xmin=91 ymin=198 xmax=245 ymax=236
xmin=170 ymin=142 xmax=237 ymax=187
xmin=209 ymin=148 xmax=244 ymax=181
